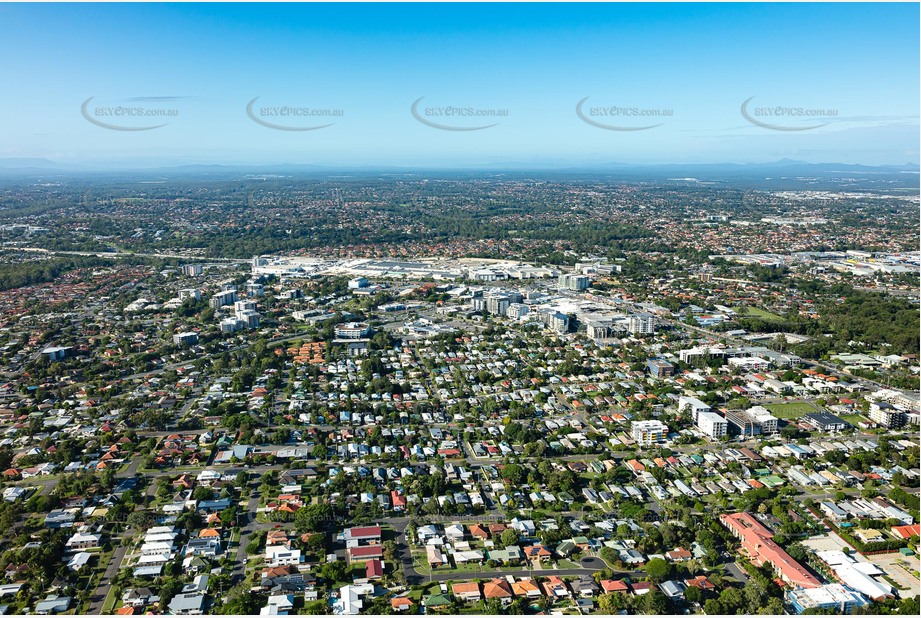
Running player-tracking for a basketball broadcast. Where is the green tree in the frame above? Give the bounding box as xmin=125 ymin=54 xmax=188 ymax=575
xmin=500 ymin=528 xmax=520 ymax=549
xmin=639 ymin=589 xmax=669 ymax=614
xmin=645 ymin=557 xmax=671 ymax=582
xmin=295 ymin=503 xmax=333 ymax=533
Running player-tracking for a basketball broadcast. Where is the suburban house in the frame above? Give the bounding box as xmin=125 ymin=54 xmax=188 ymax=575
xmin=452 ymin=582 xmax=482 ymax=603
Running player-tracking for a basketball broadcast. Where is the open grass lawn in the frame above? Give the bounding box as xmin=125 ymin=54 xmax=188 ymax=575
xmin=407 ymin=582 xmax=444 ymax=601
xmin=409 ymin=550 xmax=484 ymax=576
xmin=764 ymin=402 xmax=818 ymax=418
xmin=840 ymin=414 xmax=868 ymax=425
xmin=734 ymin=306 xmax=785 ymax=321
xmin=459 ymin=603 xmax=488 ymax=614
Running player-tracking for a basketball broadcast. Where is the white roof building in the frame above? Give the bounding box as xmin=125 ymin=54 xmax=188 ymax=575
xmin=815 ymin=551 xmax=894 ymax=601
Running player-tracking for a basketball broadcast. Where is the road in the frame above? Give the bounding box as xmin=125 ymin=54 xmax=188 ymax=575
xmin=388 ymin=516 xmax=640 ymax=586
xmin=232 ymin=492 xmax=263 ymax=582
xmin=86 ymin=535 xmax=131 ymax=614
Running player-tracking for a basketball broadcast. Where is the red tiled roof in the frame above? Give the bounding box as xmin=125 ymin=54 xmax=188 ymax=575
xmin=483 ymin=578 xmax=513 ymax=598
xmin=601 ymin=580 xmax=629 ymax=593
xmin=366 ymin=558 xmax=383 ymax=578
xmin=892 ymin=524 xmax=920 ymax=539
xmin=349 ymin=545 xmax=383 ymax=558
xmin=720 ymin=512 xmax=820 ymax=589
xmin=347 ymin=525 xmax=382 ymax=538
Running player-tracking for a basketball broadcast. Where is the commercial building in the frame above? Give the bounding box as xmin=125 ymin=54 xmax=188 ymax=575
xmin=506 ymin=303 xmax=529 ymax=319
xmin=787 ymin=584 xmax=868 ymax=614
xmin=725 ymin=406 xmax=778 ymax=436
xmin=814 ymin=550 xmax=894 ymax=601
xmin=869 ymin=402 xmax=906 ymax=429
xmin=646 ymin=358 xmax=675 ymax=379
xmin=468 ymin=268 xmax=505 ymax=281
xmin=678 ymin=396 xmax=711 ymax=422
xmin=209 ymin=289 xmax=238 ymax=309
xmin=728 ymin=356 xmax=771 ymax=372
xmin=627 ymin=313 xmax=656 ymax=334
xmin=334 ymin=322 xmax=372 ymax=339
xmin=220 ymin=318 xmax=246 ymax=333
xmin=348 ymin=277 xmax=369 ymax=289
xmin=678 ymin=345 xmax=800 ymax=367
xmin=507 ymin=265 xmax=557 ymax=279
xmin=486 ymin=295 xmax=510 ymax=316
xmin=631 ymin=420 xmax=669 ymax=446
xmin=585 ymin=318 xmax=618 ymax=339
xmin=41 ymin=346 xmax=72 ymax=362
xmin=803 ymin=411 xmax=850 ymax=432
xmin=537 ymin=309 xmax=570 ymax=334
xmin=720 ymin=512 xmax=821 ymax=589
xmin=559 ymin=273 xmax=590 ymax=291
xmin=697 ymin=411 xmax=728 ymax=439
xmin=234 ymin=300 xmax=257 ymax=314
xmin=172 ymin=332 xmax=199 ymax=347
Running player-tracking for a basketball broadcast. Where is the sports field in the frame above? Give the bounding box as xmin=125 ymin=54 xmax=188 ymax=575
xmin=734 ymin=306 xmax=785 ymax=321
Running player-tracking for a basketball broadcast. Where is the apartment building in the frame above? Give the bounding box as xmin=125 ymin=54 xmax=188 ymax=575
xmin=720 ymin=512 xmax=821 ymax=589
xmin=697 ymin=411 xmax=728 ymax=439
xmin=631 ymin=420 xmax=669 ymax=446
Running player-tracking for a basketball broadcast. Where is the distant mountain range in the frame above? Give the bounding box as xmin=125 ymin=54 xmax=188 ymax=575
xmin=0 ymin=157 xmax=917 ymax=178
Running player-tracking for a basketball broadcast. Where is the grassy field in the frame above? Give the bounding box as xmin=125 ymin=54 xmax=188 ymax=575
xmin=407 ymin=582 xmax=444 ymax=601
xmin=840 ymin=414 xmax=869 ymax=425
xmin=734 ymin=306 xmax=785 ymax=321
xmin=764 ymin=402 xmax=818 ymax=418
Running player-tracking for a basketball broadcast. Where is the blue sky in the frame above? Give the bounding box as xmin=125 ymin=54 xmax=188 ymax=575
xmin=0 ymin=2 xmax=917 ymax=168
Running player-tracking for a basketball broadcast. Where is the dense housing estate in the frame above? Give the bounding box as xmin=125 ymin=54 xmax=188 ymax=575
xmin=0 ymin=172 xmax=916 ymax=616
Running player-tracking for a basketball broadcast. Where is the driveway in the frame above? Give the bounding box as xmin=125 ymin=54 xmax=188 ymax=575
xmin=723 ymin=560 xmax=749 ymax=583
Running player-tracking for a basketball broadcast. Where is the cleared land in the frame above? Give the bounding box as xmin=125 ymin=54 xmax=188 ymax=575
xmin=764 ymin=402 xmax=819 ymax=418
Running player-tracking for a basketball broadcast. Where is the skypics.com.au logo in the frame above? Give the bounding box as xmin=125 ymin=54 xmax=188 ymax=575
xmin=81 ymin=96 xmax=185 ymax=131
xmin=741 ymin=96 xmax=838 ymax=131
xmin=576 ymin=97 xmax=673 ymax=131
xmin=246 ymin=97 xmax=344 ymax=131
xmin=411 ymin=97 xmax=508 ymax=131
